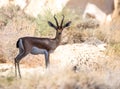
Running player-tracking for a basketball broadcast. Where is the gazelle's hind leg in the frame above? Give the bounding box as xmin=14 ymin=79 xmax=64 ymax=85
xmin=15 ymin=48 xmax=28 ymax=78
xmin=14 ymin=58 xmax=17 ymax=77
xmin=15 ymin=48 xmax=23 ymax=77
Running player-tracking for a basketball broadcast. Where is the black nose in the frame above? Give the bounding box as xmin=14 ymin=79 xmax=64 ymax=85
xmin=59 ymin=33 xmax=61 ymax=35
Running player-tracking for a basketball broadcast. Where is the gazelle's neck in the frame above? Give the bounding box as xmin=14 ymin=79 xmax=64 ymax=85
xmin=54 ymin=31 xmax=62 ymax=44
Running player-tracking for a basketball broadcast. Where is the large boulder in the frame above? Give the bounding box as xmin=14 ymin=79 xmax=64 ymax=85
xmin=50 ymin=38 xmax=107 ymax=70
xmin=83 ymin=3 xmax=113 ymax=25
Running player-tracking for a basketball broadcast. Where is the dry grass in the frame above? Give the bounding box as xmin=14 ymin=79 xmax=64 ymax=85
xmin=0 ymin=64 xmax=120 ymax=89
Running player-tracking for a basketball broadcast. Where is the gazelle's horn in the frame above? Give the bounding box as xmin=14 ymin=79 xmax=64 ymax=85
xmin=60 ymin=15 xmax=64 ymax=27
xmin=54 ymin=15 xmax=59 ymax=27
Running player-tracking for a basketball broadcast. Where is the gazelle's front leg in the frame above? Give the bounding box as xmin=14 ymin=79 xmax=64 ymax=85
xmin=30 ymin=47 xmax=50 ymax=68
xmin=44 ymin=51 xmax=50 ymax=68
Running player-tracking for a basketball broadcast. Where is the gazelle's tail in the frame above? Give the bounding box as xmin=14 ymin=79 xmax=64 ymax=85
xmin=16 ymin=39 xmax=20 ymax=48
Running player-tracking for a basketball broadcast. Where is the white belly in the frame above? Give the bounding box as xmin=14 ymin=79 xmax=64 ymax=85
xmin=30 ymin=47 xmax=47 ymax=55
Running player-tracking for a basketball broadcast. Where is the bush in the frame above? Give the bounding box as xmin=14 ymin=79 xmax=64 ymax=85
xmin=0 ymin=5 xmax=36 ymax=62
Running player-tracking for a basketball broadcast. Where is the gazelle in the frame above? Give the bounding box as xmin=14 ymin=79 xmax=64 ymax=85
xmin=15 ymin=15 xmax=71 ymax=78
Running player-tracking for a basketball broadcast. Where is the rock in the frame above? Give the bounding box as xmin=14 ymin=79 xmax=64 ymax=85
xmin=83 ymin=3 xmax=106 ymax=25
xmin=84 ymin=37 xmax=107 ymax=51
xmin=51 ymin=41 xmax=107 ymax=70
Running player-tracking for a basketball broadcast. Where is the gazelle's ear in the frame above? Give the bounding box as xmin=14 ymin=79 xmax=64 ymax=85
xmin=48 ymin=21 xmax=57 ymax=29
xmin=63 ymin=21 xmax=72 ymax=28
